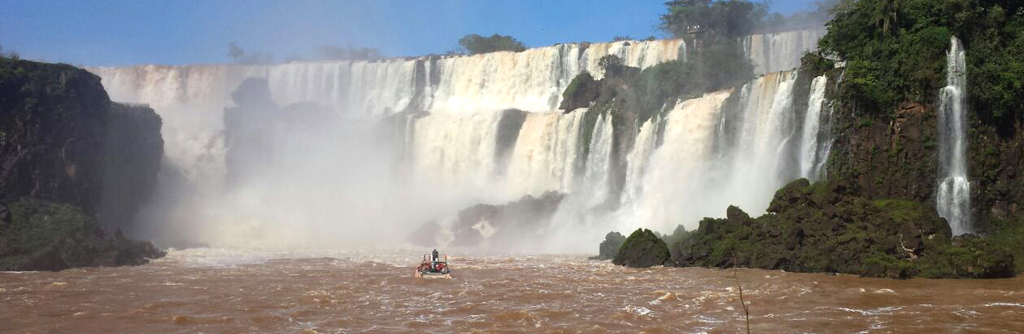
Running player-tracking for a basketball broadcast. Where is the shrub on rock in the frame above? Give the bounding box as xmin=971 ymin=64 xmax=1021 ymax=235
xmin=613 ymin=228 xmax=671 ymax=268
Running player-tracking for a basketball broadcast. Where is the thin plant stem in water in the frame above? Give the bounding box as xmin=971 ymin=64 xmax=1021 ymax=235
xmin=733 ymin=256 xmax=751 ymax=334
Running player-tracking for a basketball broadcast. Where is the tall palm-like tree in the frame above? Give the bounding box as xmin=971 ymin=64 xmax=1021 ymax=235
xmin=872 ymin=0 xmax=902 ymax=36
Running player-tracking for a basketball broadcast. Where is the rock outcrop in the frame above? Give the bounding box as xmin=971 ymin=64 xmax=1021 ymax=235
xmin=593 ymin=231 xmax=626 ymax=260
xmin=0 ymin=58 xmax=165 ymax=270
xmin=613 ymin=228 xmax=671 ymax=268
xmin=409 ymin=192 xmax=565 ymax=249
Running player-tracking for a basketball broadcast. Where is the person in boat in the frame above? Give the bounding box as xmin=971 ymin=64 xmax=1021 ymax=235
xmin=430 ymin=249 xmax=440 ymax=271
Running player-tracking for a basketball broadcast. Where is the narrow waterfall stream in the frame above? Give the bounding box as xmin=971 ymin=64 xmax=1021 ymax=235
xmin=936 ymin=36 xmax=972 ymax=236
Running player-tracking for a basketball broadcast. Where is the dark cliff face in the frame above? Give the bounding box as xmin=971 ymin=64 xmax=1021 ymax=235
xmin=98 ymin=103 xmax=163 ymax=233
xmin=0 ymin=58 xmax=165 ymax=270
xmin=827 ymin=94 xmax=1024 ymax=232
xmin=0 ymin=58 xmax=109 ymax=213
xmin=828 ymin=102 xmax=941 ymax=203
xmin=968 ymin=122 xmax=1024 ymax=227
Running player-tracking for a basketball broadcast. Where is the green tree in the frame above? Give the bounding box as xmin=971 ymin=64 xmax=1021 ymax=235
xmin=871 ymin=0 xmax=902 ymax=36
xmin=457 ymin=34 xmax=527 ymax=55
xmin=598 ymin=54 xmax=626 ymax=77
xmin=659 ymin=0 xmax=769 ymax=43
xmin=819 ymin=0 xmax=1024 ymax=132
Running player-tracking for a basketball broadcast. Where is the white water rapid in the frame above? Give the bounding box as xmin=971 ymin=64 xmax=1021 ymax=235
xmin=936 ymin=36 xmax=972 ymax=236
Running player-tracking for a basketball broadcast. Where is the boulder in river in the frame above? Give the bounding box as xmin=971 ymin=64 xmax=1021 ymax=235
xmin=593 ymin=231 xmax=626 ymax=260
xmin=613 ymin=228 xmax=671 ymax=268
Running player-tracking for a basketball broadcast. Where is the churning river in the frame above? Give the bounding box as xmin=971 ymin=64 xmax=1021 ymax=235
xmin=2 ymin=249 xmax=1022 ymax=333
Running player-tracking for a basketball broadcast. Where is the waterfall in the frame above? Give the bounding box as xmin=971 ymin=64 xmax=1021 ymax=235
xmin=937 ymin=36 xmax=972 ymax=236
xmin=581 ymin=113 xmax=614 ymax=206
xmin=412 ymin=112 xmax=504 ymax=189
xmin=506 ymin=110 xmax=589 ymax=196
xmin=621 ymin=91 xmax=733 ymax=232
xmin=87 ymin=32 xmax=828 ymax=250
xmin=799 ymin=76 xmax=830 ymax=181
xmin=744 ymin=29 xmax=825 ymax=75
xmin=621 ymin=117 xmax=660 ymax=206
xmin=618 ymin=72 xmax=808 ymax=232
xmin=89 ymin=39 xmax=685 ymax=116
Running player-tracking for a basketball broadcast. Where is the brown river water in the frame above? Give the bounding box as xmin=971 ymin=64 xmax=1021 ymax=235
xmin=2 ymin=248 xmax=1023 ymax=333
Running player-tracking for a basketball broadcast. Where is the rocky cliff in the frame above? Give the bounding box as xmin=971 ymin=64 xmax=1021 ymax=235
xmin=0 ymin=58 xmax=164 ymax=270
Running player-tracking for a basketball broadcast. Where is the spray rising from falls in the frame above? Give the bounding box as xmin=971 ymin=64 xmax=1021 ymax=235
xmin=937 ymin=36 xmax=972 ymax=236
xmin=745 ymin=29 xmax=824 ymax=74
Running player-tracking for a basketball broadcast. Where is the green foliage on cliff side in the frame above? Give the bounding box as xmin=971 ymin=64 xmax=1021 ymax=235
xmin=560 ymin=38 xmax=753 ymax=125
xmin=820 ymin=0 xmax=1024 ymax=131
xmin=0 ymin=200 xmax=164 ymax=271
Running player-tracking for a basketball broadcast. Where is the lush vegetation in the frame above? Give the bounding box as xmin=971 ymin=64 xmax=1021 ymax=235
xmin=819 ymin=0 xmax=1024 ymax=132
xmin=0 ymin=200 xmax=164 ymax=271
xmin=659 ymin=0 xmax=769 ymax=43
xmin=457 ymin=34 xmax=527 ymax=55
xmin=672 ymin=179 xmax=1022 ymax=278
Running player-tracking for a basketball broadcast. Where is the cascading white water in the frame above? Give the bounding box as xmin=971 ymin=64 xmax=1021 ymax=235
xmin=506 ymin=110 xmax=589 ymax=196
xmin=937 ymin=36 xmax=972 ymax=236
xmin=89 ymin=31 xmax=829 ymax=250
xmin=90 ymin=39 xmax=685 ymax=117
xmin=581 ymin=113 xmax=615 ymax=207
xmin=799 ymin=76 xmax=830 ymax=181
xmin=727 ymin=72 xmax=798 ymax=208
xmin=621 ymin=117 xmax=660 ymax=206
xmin=745 ymin=29 xmax=824 ymax=75
xmin=618 ymin=72 xmax=814 ymax=232
xmin=620 ymin=91 xmax=733 ymax=232
xmin=412 ymin=112 xmax=504 ymax=190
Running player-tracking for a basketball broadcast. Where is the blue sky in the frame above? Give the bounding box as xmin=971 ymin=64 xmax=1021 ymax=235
xmin=0 ymin=0 xmax=817 ymax=66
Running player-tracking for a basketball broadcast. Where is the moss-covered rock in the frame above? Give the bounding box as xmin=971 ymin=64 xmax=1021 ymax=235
xmin=672 ymin=179 xmax=1020 ymax=279
xmin=613 ymin=228 xmax=671 ymax=268
xmin=559 ymin=72 xmax=601 ymax=112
